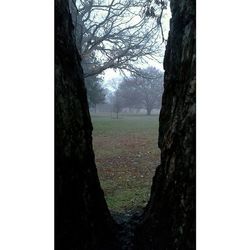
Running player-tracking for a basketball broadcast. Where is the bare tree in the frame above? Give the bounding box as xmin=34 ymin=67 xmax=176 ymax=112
xmin=118 ymin=77 xmax=142 ymax=110
xmin=138 ymin=67 xmax=164 ymax=115
xmin=143 ymin=0 xmax=169 ymax=42
xmin=110 ymin=90 xmax=123 ymax=119
xmin=70 ymin=0 xmax=166 ymax=78
xmin=118 ymin=67 xmax=164 ymax=115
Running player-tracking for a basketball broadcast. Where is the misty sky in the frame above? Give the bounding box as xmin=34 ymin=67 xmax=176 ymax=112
xmin=75 ymin=0 xmax=172 ymax=89
xmin=103 ymin=6 xmax=171 ymax=88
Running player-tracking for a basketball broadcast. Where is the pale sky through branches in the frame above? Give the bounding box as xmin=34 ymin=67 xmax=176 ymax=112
xmin=75 ymin=0 xmax=171 ymax=89
xmin=103 ymin=6 xmax=171 ymax=89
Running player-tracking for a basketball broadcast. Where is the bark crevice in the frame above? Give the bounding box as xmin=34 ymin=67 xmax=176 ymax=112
xmin=55 ymin=0 xmax=195 ymax=249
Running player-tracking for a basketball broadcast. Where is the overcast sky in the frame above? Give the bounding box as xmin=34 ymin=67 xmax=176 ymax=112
xmin=103 ymin=6 xmax=172 ymax=88
xmin=75 ymin=0 xmax=172 ymax=89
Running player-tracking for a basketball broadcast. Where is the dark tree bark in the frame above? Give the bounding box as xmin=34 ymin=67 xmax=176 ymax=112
xmin=135 ymin=0 xmax=196 ymax=249
xmin=55 ymin=1 xmax=117 ymax=250
xmin=55 ymin=0 xmax=195 ymax=249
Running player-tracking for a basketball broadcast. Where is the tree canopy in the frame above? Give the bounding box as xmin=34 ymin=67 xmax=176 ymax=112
xmin=85 ymin=74 xmax=106 ymax=109
xmin=70 ymin=0 xmax=168 ymax=78
xmin=114 ymin=67 xmax=164 ymax=115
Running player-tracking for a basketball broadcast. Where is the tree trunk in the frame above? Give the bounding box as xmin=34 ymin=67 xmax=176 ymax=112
xmin=135 ymin=0 xmax=196 ymax=249
xmin=55 ymin=0 xmax=195 ymax=249
xmin=146 ymin=108 xmax=152 ymax=116
xmin=55 ymin=1 xmax=117 ymax=250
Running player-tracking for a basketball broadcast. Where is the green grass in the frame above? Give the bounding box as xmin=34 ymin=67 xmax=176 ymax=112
xmin=91 ymin=113 xmax=160 ymax=213
xmin=92 ymin=113 xmax=159 ymax=135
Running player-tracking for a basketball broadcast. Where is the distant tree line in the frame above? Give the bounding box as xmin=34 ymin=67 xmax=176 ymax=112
xmin=109 ymin=67 xmax=163 ymax=118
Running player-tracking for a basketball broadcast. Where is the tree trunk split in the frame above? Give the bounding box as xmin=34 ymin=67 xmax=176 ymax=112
xmin=55 ymin=0 xmax=196 ymax=249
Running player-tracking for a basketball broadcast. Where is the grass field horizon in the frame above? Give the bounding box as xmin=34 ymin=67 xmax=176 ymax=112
xmin=91 ymin=112 xmax=160 ymax=213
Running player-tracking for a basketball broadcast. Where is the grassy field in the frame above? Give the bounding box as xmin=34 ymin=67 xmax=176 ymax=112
xmin=91 ymin=113 xmax=160 ymax=213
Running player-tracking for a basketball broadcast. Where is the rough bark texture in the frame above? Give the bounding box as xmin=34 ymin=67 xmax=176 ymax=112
xmin=55 ymin=1 xmax=117 ymax=249
xmin=55 ymin=0 xmax=195 ymax=249
xmin=135 ymin=0 xmax=196 ymax=249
